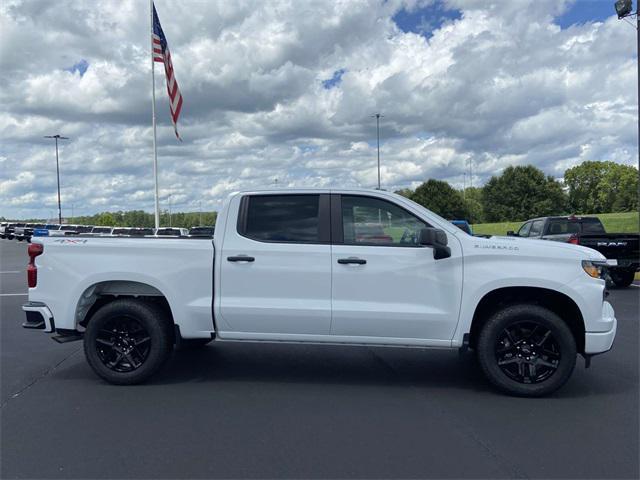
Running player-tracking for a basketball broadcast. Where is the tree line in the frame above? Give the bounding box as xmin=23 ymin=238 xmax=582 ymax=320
xmin=7 ymin=160 xmax=636 ymax=227
xmin=397 ymin=161 xmax=638 ymax=224
xmin=68 ymin=210 xmax=217 ymax=229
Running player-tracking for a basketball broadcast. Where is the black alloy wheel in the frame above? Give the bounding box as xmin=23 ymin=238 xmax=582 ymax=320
xmin=96 ymin=316 xmax=152 ymax=372
xmin=84 ymin=298 xmax=173 ymax=385
xmin=477 ymin=304 xmax=576 ymax=397
xmin=495 ymin=321 xmax=560 ymax=384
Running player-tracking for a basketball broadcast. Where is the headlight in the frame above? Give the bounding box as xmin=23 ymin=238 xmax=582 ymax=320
xmin=582 ymin=260 xmax=606 ymax=279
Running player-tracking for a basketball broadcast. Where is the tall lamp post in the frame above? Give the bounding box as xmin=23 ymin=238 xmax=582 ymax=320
xmin=615 ymin=0 xmax=640 ymax=231
xmin=371 ymin=113 xmax=383 ymax=189
xmin=44 ymin=135 xmax=69 ymax=224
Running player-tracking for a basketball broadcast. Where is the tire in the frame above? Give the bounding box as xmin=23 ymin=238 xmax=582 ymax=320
xmin=178 ymin=337 xmax=213 ymax=349
xmin=84 ymin=298 xmax=174 ymax=385
xmin=477 ymin=304 xmax=576 ymax=397
xmin=610 ymin=269 xmax=636 ymax=288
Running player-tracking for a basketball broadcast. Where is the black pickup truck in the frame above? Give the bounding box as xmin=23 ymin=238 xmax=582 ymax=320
xmin=508 ymin=215 xmax=639 ymax=288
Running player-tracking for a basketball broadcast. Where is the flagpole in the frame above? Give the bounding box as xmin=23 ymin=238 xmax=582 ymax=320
xmin=150 ymin=0 xmax=160 ymax=229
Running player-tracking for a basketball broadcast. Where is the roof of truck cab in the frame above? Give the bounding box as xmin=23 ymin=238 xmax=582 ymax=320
xmin=524 ymin=216 xmax=601 ymax=222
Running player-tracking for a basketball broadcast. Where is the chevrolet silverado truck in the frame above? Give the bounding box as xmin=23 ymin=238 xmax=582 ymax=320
xmin=22 ymin=189 xmax=617 ymax=396
xmin=508 ymin=216 xmax=639 ymax=288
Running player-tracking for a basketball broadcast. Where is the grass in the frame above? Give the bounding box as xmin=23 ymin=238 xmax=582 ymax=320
xmin=472 ymin=211 xmax=639 ymax=236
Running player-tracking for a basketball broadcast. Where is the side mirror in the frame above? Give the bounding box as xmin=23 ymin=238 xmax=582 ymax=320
xmin=419 ymin=228 xmax=451 ymax=260
xmin=506 ymin=230 xmax=516 ymax=236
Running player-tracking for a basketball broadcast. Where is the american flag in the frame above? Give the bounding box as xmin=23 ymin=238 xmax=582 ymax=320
xmin=152 ymin=3 xmax=183 ymax=139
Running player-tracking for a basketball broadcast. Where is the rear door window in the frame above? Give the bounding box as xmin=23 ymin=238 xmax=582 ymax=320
xmin=242 ymin=195 xmax=323 ymax=243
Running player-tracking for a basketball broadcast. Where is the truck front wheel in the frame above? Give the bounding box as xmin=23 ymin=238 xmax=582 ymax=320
xmin=84 ymin=299 xmax=174 ymax=385
xmin=476 ymin=304 xmax=576 ymax=397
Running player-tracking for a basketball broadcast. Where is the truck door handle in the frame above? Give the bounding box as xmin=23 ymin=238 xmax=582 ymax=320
xmin=337 ymin=257 xmax=366 ymax=265
xmin=227 ymin=255 xmax=255 ymax=262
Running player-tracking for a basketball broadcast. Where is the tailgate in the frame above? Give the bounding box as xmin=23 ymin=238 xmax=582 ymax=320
xmin=579 ymin=233 xmax=640 ymax=260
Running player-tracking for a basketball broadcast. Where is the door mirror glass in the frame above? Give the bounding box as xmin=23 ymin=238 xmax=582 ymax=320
xmin=419 ymin=228 xmax=451 ymax=259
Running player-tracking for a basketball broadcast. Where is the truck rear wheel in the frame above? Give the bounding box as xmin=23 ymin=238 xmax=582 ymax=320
xmin=476 ymin=304 xmax=576 ymax=397
xmin=84 ymin=299 xmax=173 ymax=385
xmin=610 ymin=269 xmax=636 ymax=288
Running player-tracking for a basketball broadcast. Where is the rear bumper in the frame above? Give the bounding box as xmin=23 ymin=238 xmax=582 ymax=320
xmin=22 ymin=302 xmax=55 ymax=333
xmin=584 ymin=301 xmax=617 ymax=354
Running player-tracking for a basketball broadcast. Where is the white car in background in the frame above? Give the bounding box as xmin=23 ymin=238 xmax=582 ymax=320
xmin=48 ymin=225 xmax=78 ymax=237
xmin=152 ymin=227 xmax=188 ymax=237
xmin=88 ymin=227 xmax=114 ymax=236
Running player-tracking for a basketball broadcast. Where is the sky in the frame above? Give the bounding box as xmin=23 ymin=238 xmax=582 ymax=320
xmin=0 ymin=0 xmax=637 ymax=220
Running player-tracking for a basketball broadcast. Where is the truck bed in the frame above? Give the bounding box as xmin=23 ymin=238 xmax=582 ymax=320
xmin=29 ymin=236 xmax=216 ymax=338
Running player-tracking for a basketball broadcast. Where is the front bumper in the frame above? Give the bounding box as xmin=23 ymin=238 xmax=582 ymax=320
xmin=22 ymin=302 xmax=55 ymax=333
xmin=584 ymin=301 xmax=617 ymax=354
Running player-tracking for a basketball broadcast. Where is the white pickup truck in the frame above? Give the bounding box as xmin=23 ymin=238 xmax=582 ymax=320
xmin=22 ymin=189 xmax=617 ymax=396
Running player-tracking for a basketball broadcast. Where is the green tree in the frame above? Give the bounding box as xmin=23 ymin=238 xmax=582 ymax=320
xmin=565 ymin=161 xmax=638 ymax=213
xmin=95 ymin=212 xmax=116 ymax=226
xmin=394 ymin=188 xmax=414 ymax=199
xmin=482 ymin=165 xmax=567 ymax=222
xmin=462 ymin=186 xmax=484 ymax=224
xmin=410 ymin=179 xmax=469 ymax=219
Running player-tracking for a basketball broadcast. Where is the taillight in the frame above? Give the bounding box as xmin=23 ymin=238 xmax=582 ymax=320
xmin=27 ymin=243 xmax=43 ymax=288
xmin=568 ymin=235 xmax=579 ymax=245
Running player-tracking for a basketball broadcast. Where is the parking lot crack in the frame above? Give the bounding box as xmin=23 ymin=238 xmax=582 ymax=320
xmin=1 ymin=347 xmax=81 ymax=409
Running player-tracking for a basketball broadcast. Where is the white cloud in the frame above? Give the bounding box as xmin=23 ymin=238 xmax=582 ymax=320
xmin=0 ymin=0 xmax=636 ymax=220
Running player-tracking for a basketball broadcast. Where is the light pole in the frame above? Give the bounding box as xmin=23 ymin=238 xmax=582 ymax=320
xmin=614 ymin=0 xmax=640 ymax=231
xmin=371 ymin=113 xmax=383 ymax=189
xmin=463 ymin=172 xmax=466 ymax=200
xmin=44 ymin=135 xmax=69 ymax=224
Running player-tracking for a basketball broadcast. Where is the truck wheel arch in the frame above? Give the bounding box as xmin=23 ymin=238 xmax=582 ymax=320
xmin=75 ymin=281 xmax=174 ymax=334
xmin=469 ymin=286 xmax=585 ymax=353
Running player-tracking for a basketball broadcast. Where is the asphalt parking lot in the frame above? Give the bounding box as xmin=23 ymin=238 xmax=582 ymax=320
xmin=1 ymin=238 xmax=638 ymax=479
